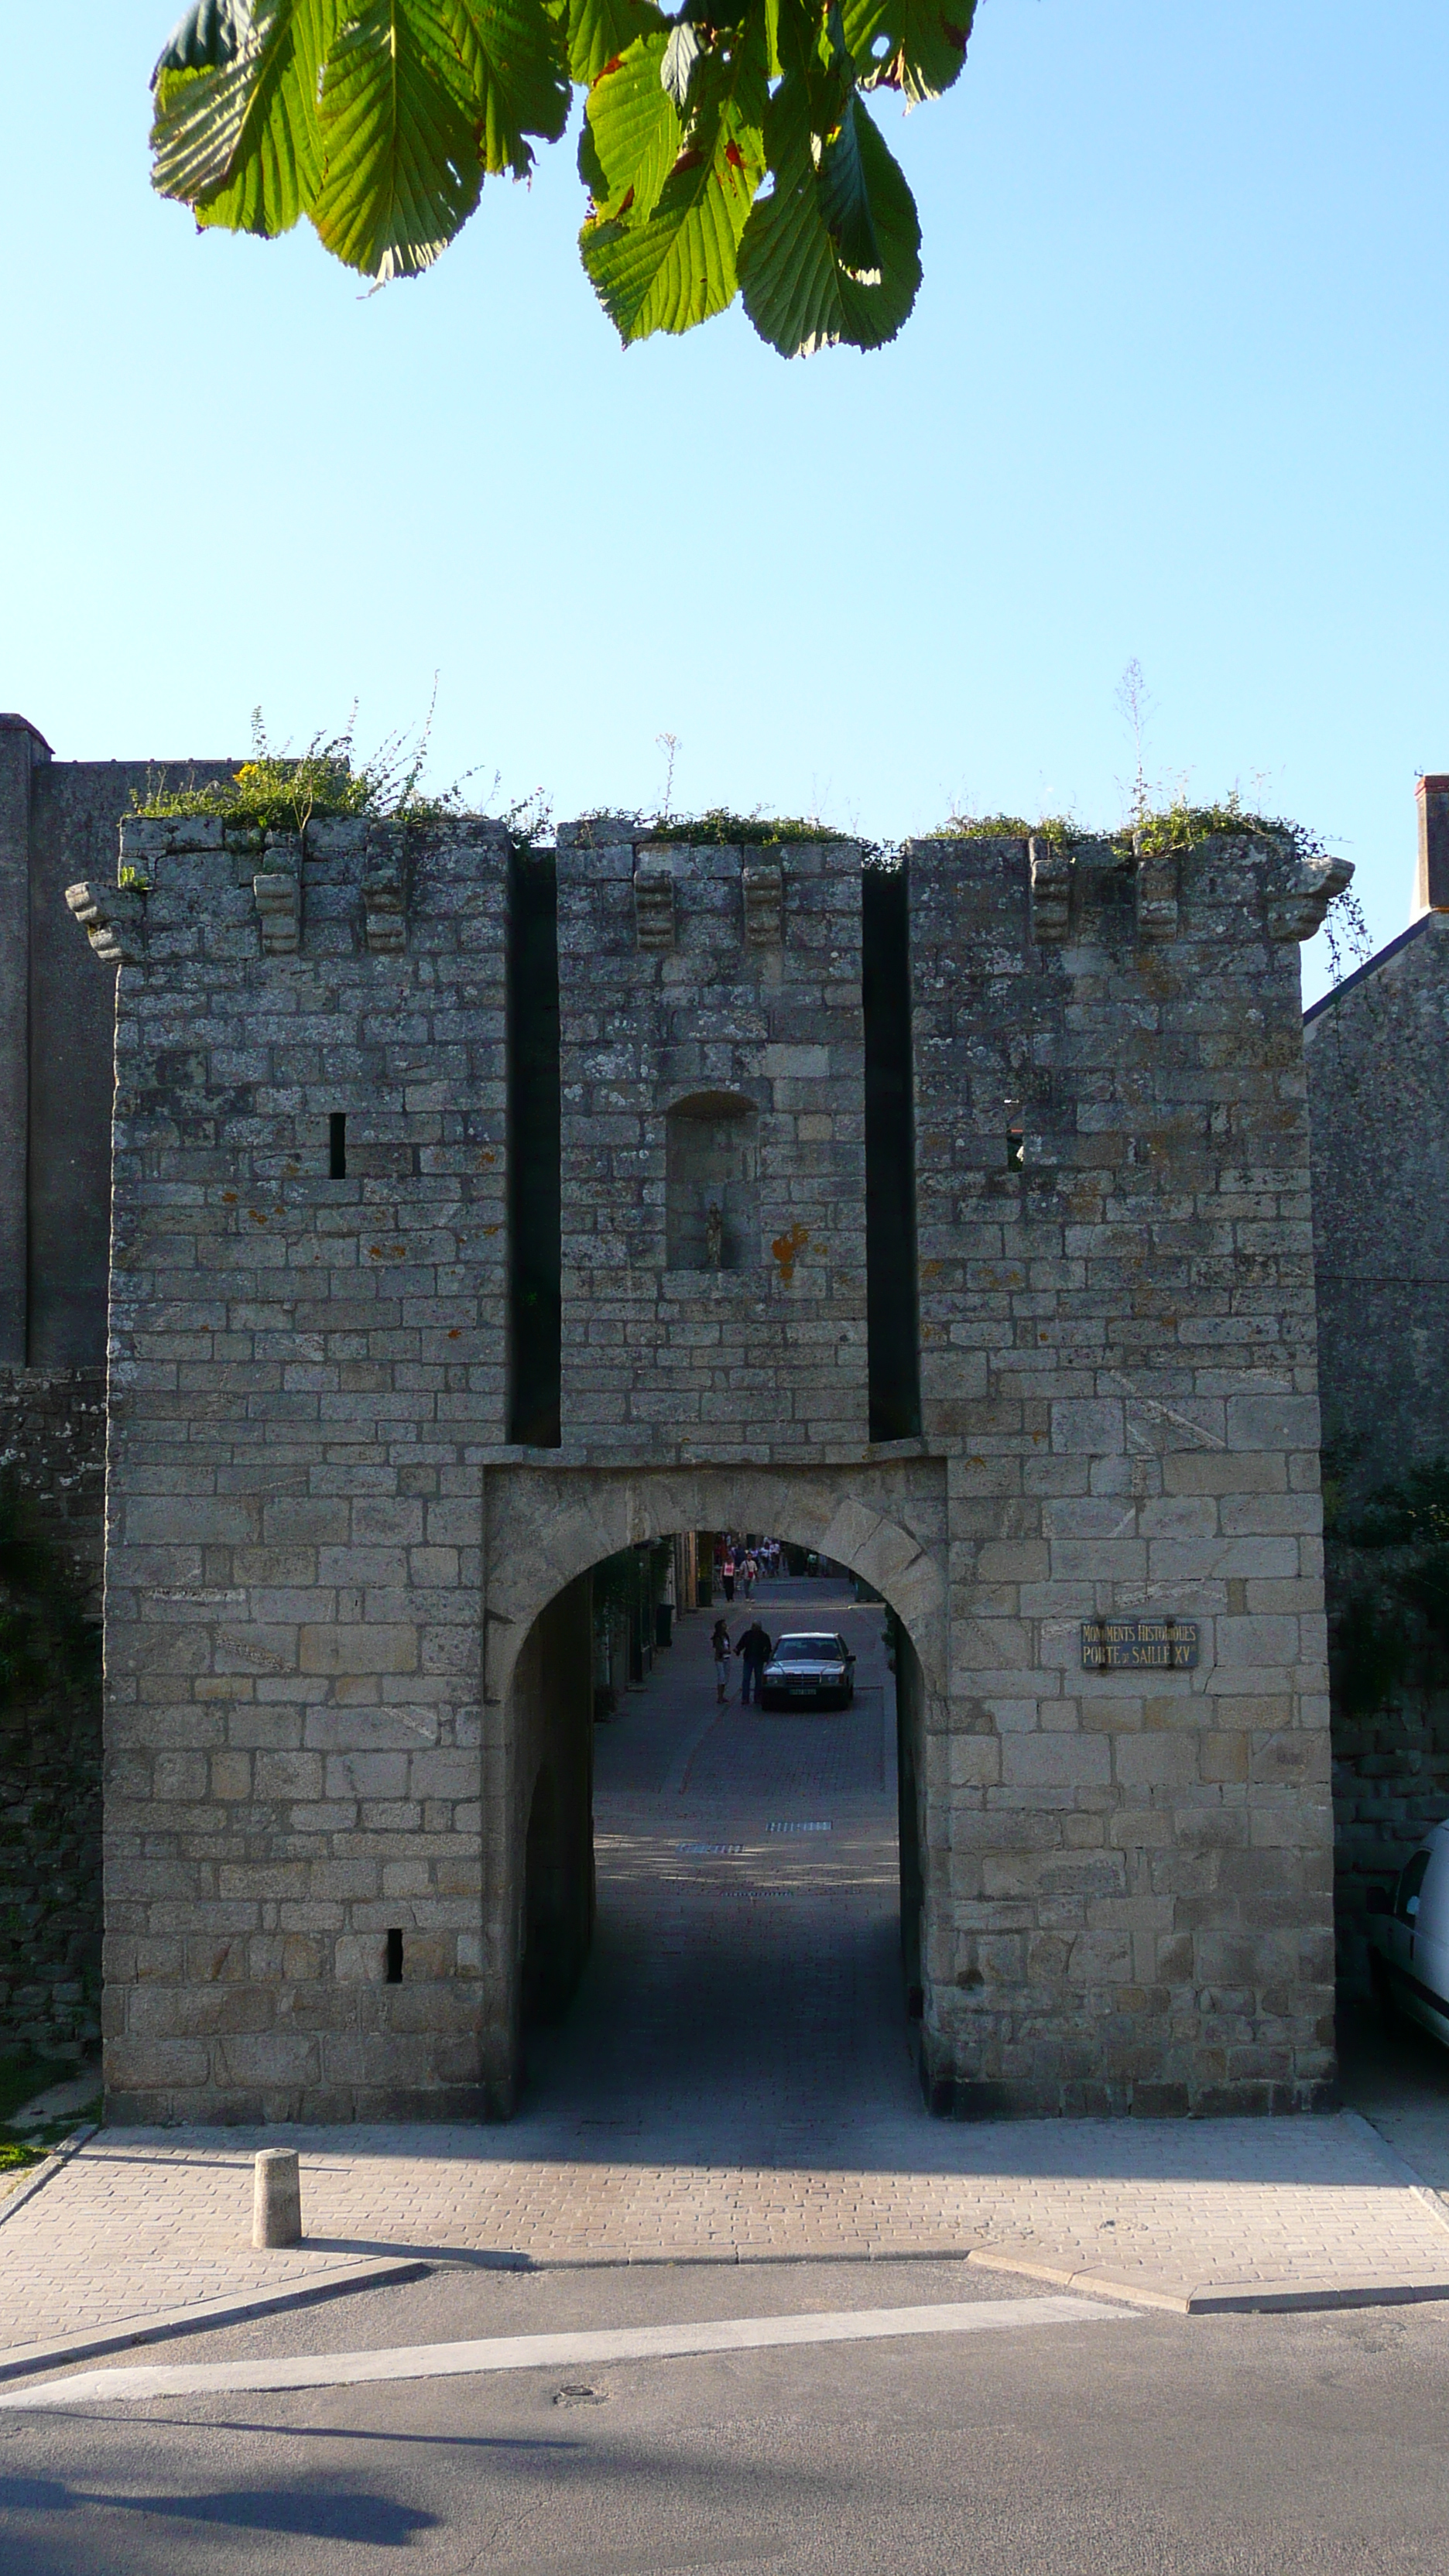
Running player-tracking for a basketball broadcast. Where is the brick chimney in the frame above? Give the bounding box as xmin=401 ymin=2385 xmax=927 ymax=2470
xmin=1416 ymin=774 xmax=1449 ymax=912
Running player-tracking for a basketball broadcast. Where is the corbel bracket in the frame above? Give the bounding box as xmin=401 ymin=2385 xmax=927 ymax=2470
xmin=1029 ymin=838 xmax=1071 ymax=945
xmin=634 ymin=862 xmax=676 ymax=951
xmin=1266 ymin=852 xmax=1354 ymax=944
xmin=363 ymin=824 xmax=407 ymax=955
xmin=742 ymin=859 xmax=783 ymax=948
xmin=253 ymin=867 xmax=300 ymax=956
xmin=65 ymin=880 xmax=144 ymax=965
xmin=1135 ymin=850 xmax=1179 ymax=942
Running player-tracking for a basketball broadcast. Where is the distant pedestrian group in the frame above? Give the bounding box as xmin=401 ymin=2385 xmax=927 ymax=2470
xmin=718 ymin=1536 xmax=778 ymax=1601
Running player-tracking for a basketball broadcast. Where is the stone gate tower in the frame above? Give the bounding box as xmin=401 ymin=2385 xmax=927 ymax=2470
xmin=69 ymin=807 xmax=1347 ymax=2121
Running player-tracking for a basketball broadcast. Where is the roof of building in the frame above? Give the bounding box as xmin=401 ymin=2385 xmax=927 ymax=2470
xmin=1303 ymin=909 xmax=1438 ymax=1028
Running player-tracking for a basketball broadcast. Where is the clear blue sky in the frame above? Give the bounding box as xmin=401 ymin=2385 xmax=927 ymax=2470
xmin=3 ymin=3 xmax=1444 ymax=999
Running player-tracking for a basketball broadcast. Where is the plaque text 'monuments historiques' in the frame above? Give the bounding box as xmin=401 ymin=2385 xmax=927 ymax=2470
xmin=1081 ymin=1618 xmax=1200 ymax=1672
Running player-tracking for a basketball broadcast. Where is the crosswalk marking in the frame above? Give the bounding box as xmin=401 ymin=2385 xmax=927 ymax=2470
xmin=0 ymin=2294 xmax=1133 ymax=2409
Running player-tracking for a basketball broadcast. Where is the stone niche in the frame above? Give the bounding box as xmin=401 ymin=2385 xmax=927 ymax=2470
xmin=665 ymin=1091 xmax=761 ymax=1273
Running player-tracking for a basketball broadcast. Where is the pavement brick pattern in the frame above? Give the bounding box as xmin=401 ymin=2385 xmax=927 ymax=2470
xmin=3 ymin=1586 xmax=1447 ymax=2349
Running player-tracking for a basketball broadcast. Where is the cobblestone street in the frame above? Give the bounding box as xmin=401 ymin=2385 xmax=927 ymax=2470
xmin=522 ymin=1577 xmax=913 ymax=2154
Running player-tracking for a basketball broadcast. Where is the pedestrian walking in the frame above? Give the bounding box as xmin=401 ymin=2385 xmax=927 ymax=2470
xmin=735 ymin=1617 xmax=772 ymax=1706
xmin=742 ymin=1553 xmax=756 ymax=1600
xmin=721 ymin=1550 xmax=735 ymax=1602
xmin=711 ymin=1618 xmax=731 ymax=1704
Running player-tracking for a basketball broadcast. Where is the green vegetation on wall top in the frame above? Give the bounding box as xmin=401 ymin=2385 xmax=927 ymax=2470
xmin=129 ymin=720 xmax=1361 ymax=972
xmin=940 ymin=794 xmax=1334 ymax=865
xmin=632 ymin=810 xmax=834 ymax=846
xmin=132 ymin=708 xmax=451 ymax=837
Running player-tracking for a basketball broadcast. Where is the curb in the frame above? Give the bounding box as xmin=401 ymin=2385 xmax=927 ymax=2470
xmin=964 ymin=2243 xmax=1449 ymax=2315
xmin=1341 ymin=2106 xmax=1449 ymax=2242
xmin=0 ymin=2123 xmax=99 ymax=2230
xmin=0 ymin=2256 xmax=433 ymax=2383
xmin=519 ymin=2242 xmax=981 ymax=2270
xmin=2 ymin=2229 xmax=1444 ymax=2378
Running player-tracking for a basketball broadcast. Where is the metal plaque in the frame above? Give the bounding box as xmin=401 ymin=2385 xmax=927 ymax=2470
xmin=1081 ymin=1616 xmax=1199 ymax=1672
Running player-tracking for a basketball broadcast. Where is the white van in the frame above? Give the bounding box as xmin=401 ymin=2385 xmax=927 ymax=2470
xmin=1366 ymin=1816 xmax=1449 ymax=2046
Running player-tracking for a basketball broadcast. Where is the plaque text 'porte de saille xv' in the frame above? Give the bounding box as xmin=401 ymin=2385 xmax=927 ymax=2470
xmin=1081 ymin=1617 xmax=1201 ymax=1672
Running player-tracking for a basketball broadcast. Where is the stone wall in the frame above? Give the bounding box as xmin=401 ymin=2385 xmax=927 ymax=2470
xmin=0 ymin=1366 xmax=107 ymax=1588
xmin=909 ymin=831 xmax=1338 ymax=2114
xmin=555 ymin=827 xmax=868 ymax=1454
xmin=1304 ymin=912 xmax=1449 ymax=1488
xmin=0 ymin=719 xmax=242 ymax=1372
xmin=1333 ymin=1690 xmax=1449 ymax=1994
xmin=511 ymin=1577 xmax=594 ymax=2060
xmin=91 ymin=812 xmax=509 ymax=2122
xmin=0 ymin=721 xmax=237 ymax=2061
xmin=0 ymin=1365 xmax=106 ymax=2056
xmin=1304 ymin=887 xmax=1449 ymax=1991
xmin=76 ymin=808 xmax=1344 ymax=2122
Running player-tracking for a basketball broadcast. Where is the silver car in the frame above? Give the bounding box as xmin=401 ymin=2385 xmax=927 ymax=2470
xmin=759 ymin=1632 xmax=856 ymax=1711
xmin=1366 ymin=1817 xmax=1449 ymax=2047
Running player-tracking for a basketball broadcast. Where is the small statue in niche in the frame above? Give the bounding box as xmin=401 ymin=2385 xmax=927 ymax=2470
xmin=704 ymin=1201 xmax=724 ymax=1270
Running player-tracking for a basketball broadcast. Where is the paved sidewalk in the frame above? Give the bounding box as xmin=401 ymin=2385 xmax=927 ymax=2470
xmin=5 ymin=1583 xmax=1449 ymax=2349
xmin=5 ymin=2103 xmax=1449 ymax=2347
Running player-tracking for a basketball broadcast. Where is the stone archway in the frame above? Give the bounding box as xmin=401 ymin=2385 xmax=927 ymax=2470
xmin=484 ymin=1458 xmax=947 ymax=1711
xmin=474 ymin=1457 xmax=947 ymax=2111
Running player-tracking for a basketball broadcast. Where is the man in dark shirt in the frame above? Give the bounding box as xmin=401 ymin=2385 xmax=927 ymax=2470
xmin=735 ymin=1620 xmax=772 ymax=1706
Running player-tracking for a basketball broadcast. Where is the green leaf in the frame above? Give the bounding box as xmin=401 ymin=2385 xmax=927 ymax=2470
xmin=581 ymin=33 xmax=766 ymax=339
xmin=449 ymin=0 xmax=572 ymax=178
xmin=817 ymin=84 xmax=878 ymax=273
xmin=580 ymin=146 xmax=741 ymax=340
xmin=842 ymin=0 xmax=974 ymax=104
xmin=311 ymin=0 xmax=487 ymax=279
xmin=150 ymin=0 xmax=337 ymax=238
xmin=153 ymin=0 xmax=248 ymax=77
xmin=660 ymin=20 xmax=703 ymax=111
xmin=564 ymin=0 xmax=667 ymax=84
xmin=582 ymin=35 xmax=681 ymax=224
xmin=738 ymin=94 xmax=919 ymax=354
xmin=766 ymin=0 xmax=824 ymax=82
xmin=758 ymin=61 xmax=814 ymax=187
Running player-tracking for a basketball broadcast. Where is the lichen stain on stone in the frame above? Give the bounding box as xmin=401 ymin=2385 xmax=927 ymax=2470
xmin=770 ymin=1221 xmax=810 ymax=1284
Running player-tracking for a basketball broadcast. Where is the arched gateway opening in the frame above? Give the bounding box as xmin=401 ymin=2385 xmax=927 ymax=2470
xmin=479 ymin=1469 xmax=945 ymax=2119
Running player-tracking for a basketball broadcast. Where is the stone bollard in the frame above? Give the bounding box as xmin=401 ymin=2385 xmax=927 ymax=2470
xmin=252 ymin=2148 xmax=303 ymax=2249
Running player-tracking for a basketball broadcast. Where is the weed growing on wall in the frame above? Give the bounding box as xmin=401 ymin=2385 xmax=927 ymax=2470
xmin=938 ymin=794 xmax=1336 ymax=866
xmin=132 ymin=701 xmax=498 ymax=836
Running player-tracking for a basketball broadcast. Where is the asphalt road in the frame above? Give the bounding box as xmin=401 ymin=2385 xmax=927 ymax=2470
xmin=3 ymin=2254 xmax=1448 ymax=2574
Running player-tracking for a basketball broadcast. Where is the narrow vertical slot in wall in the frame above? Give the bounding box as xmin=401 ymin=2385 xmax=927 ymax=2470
xmin=862 ymin=864 xmax=921 ymax=1440
xmin=508 ymin=848 xmax=562 ymax=1447
xmin=329 ymin=1113 xmax=347 ymax=1179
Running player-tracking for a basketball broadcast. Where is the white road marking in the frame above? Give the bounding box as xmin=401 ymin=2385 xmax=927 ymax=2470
xmin=0 ymin=2294 xmax=1132 ymax=2408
